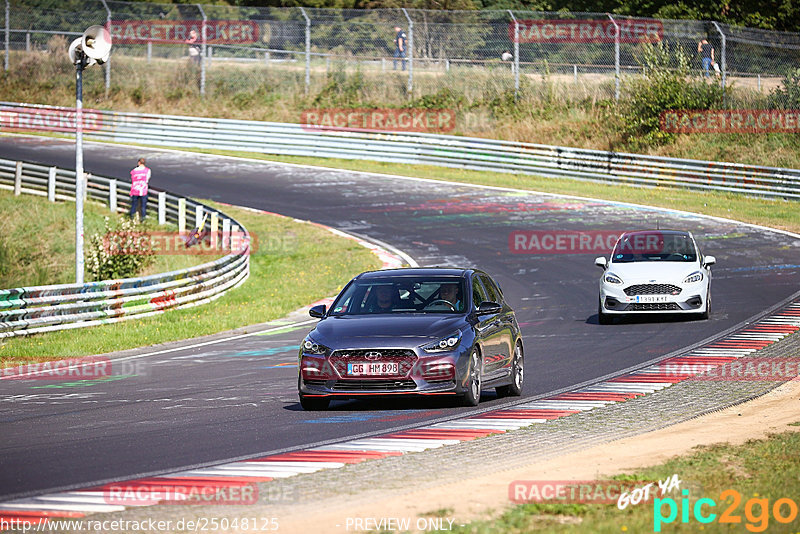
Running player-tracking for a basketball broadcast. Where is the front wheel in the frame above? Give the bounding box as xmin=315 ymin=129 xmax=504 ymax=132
xmin=497 ymin=343 xmax=524 ymax=397
xmin=461 ymin=348 xmax=482 ymax=407
xmin=598 ymin=299 xmax=612 ymax=325
xmin=699 ymin=290 xmax=711 ymax=320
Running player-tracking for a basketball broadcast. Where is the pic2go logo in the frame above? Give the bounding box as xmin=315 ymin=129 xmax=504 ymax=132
xmin=654 ymin=489 xmax=799 ymax=532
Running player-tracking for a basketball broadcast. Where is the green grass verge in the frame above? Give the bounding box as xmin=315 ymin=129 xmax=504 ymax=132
xmin=447 ymin=426 xmax=800 ymax=533
xmin=0 ymin=200 xmax=381 ymax=361
xmin=0 ymin=189 xmax=204 ymax=288
xmin=192 ymin=149 xmax=800 ymax=235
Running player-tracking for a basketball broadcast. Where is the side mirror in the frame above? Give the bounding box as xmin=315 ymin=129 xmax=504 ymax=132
xmin=309 ymin=304 xmax=326 ymax=318
xmin=594 ymin=256 xmax=608 ymax=269
xmin=477 ymin=301 xmax=502 ymax=315
xmin=703 ymin=255 xmax=716 ymax=267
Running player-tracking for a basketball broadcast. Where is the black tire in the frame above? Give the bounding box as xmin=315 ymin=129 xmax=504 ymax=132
xmin=699 ymin=290 xmax=711 ymax=320
xmin=598 ymin=299 xmax=612 ymax=325
xmin=496 ymin=342 xmax=524 ymax=398
xmin=461 ymin=348 xmax=482 ymax=407
xmin=299 ymin=395 xmax=330 ymax=411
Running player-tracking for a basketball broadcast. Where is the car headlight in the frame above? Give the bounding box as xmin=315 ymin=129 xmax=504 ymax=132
xmin=604 ymin=273 xmax=623 ymax=284
xmin=683 ymin=272 xmax=704 ymax=284
xmin=301 ymin=336 xmax=328 ymax=355
xmin=422 ymin=331 xmax=461 ymax=353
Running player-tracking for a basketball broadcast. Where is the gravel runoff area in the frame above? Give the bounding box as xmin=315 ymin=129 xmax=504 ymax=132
xmin=36 ymin=307 xmax=800 ymax=534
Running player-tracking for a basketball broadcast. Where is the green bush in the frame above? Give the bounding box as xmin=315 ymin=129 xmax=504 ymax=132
xmin=620 ymin=42 xmax=723 ymax=149
xmin=769 ymin=68 xmax=800 ymax=109
xmin=86 ymin=216 xmax=154 ymax=281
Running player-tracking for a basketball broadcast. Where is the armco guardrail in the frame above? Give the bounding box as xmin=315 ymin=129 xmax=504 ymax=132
xmin=2 ymin=102 xmax=799 ymax=200
xmin=0 ymin=158 xmax=250 ymax=338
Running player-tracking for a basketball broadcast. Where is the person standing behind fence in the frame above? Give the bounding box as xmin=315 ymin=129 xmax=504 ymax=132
xmin=698 ymin=39 xmax=714 ymax=78
xmin=129 ymin=158 xmax=151 ymax=221
xmin=186 ymin=29 xmax=201 ymax=66
xmin=393 ymin=26 xmax=407 ymax=71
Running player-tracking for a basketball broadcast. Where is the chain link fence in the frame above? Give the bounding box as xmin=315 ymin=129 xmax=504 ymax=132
xmin=2 ymin=2 xmax=800 ymax=107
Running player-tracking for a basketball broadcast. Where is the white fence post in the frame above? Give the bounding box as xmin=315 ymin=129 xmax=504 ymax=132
xmin=222 ymin=218 xmax=231 ymax=250
xmin=13 ymin=161 xmax=21 ymax=195
xmin=48 ymin=166 xmax=56 ymax=202
xmin=195 ymin=204 xmax=203 ymax=228
xmin=210 ymin=211 xmax=218 ymax=249
xmin=109 ymin=179 xmax=117 ymax=212
xmin=158 ymin=191 xmax=166 ymax=225
xmin=178 ymin=198 xmax=186 ymax=233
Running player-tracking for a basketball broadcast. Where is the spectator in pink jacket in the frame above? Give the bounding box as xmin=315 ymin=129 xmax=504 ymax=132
xmin=129 ymin=157 xmax=151 ymax=220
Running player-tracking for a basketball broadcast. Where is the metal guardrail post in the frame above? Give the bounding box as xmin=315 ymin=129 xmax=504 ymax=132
xmin=4 ymin=0 xmax=8 ymax=72
xmin=109 ymin=178 xmax=117 ymax=212
xmin=178 ymin=198 xmax=186 ymax=233
xmin=13 ymin=160 xmax=21 ymax=195
xmin=712 ymin=21 xmax=727 ymax=100
xmin=158 ymin=191 xmax=166 ymax=225
xmin=210 ymin=212 xmax=218 ymax=249
xmin=48 ymin=166 xmax=56 ymax=202
xmin=402 ymin=8 xmax=413 ymax=95
xmin=299 ymin=7 xmax=311 ymax=95
xmin=196 ymin=4 xmax=207 ymax=96
xmin=608 ymin=14 xmax=620 ymax=101
xmin=222 ymin=218 xmax=230 ymax=250
xmin=508 ymin=11 xmax=520 ymax=97
xmin=100 ymin=0 xmax=111 ymax=94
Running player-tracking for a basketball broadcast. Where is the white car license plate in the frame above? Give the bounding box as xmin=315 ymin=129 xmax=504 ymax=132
xmin=634 ymin=295 xmax=668 ymax=303
xmin=347 ymin=362 xmax=399 ymax=376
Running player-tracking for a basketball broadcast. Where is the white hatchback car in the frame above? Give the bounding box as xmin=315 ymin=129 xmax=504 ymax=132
xmin=595 ymin=230 xmax=715 ymax=324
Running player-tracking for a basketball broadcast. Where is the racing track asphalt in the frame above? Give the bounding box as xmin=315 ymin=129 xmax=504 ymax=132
xmin=1 ymin=136 xmax=799 ymax=500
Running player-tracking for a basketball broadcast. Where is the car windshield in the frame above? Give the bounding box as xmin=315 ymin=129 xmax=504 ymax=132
xmin=329 ymin=277 xmax=466 ymax=315
xmin=611 ymin=232 xmax=697 ymax=263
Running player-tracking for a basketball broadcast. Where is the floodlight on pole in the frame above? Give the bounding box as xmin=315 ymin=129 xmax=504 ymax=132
xmin=69 ymin=25 xmax=112 ymax=284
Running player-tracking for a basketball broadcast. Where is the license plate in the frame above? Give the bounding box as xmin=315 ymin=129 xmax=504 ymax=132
xmin=634 ymin=295 xmax=669 ymax=303
xmin=347 ymin=362 xmax=399 ymax=376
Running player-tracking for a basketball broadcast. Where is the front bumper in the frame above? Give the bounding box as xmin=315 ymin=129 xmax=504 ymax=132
xmin=600 ymin=284 xmax=707 ymax=314
xmin=298 ymin=346 xmax=469 ymax=397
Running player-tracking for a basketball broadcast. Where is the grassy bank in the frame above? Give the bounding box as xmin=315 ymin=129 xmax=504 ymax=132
xmin=3 ymin=45 xmax=800 ymax=170
xmin=451 ymin=426 xmax=800 ymax=533
xmin=0 ymin=189 xmax=205 ymax=288
xmin=0 ymin=200 xmax=381 ymax=360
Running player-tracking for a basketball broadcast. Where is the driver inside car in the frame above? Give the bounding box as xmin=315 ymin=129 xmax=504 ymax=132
xmin=439 ymin=283 xmax=462 ymax=310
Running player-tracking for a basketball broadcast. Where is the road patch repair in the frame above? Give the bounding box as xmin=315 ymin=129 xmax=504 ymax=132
xmin=1 ymin=295 xmax=799 ymax=532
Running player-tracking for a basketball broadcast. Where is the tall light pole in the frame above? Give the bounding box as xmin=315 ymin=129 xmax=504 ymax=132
xmin=68 ymin=26 xmax=111 ymax=284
